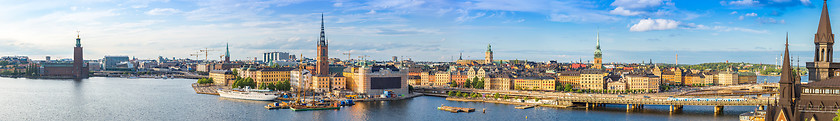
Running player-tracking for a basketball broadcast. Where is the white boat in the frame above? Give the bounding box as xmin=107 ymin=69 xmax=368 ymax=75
xmin=217 ymin=87 xmax=277 ymax=101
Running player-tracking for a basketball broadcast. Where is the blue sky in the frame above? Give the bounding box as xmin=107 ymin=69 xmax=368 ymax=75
xmin=0 ymin=0 xmax=831 ymax=64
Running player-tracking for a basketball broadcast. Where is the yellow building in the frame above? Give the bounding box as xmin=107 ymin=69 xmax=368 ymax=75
xmin=434 ymin=71 xmax=451 ymax=87
xmin=486 ymin=74 xmax=512 ymax=90
xmin=420 ymin=71 xmax=435 ymax=86
xmin=312 ymin=75 xmax=346 ymax=92
xmin=625 ymin=74 xmax=661 ymax=92
xmin=237 ymin=67 xmax=293 ymax=85
xmin=209 ymin=70 xmax=235 ymax=86
xmin=514 ymin=76 xmax=555 ymax=91
xmin=556 ymin=71 xmax=581 ymax=89
xmin=580 ymin=69 xmax=605 ymax=90
xmin=607 ymin=80 xmax=626 ymax=90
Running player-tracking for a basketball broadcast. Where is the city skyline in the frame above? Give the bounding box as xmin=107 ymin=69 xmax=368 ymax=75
xmin=0 ymin=0 xmax=830 ymax=64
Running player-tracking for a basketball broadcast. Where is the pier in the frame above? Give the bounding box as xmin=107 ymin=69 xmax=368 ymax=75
xmin=438 ymin=105 xmax=475 ymax=113
xmin=191 ymin=83 xmax=221 ymax=95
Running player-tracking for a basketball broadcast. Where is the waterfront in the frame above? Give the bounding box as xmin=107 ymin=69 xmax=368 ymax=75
xmin=0 ymin=77 xmax=780 ymax=120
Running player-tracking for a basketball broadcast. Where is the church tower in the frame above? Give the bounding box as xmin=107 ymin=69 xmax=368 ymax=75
xmin=224 ymin=42 xmax=230 ymax=63
xmin=485 ymin=44 xmax=493 ymax=64
xmin=768 ymin=34 xmax=801 ymax=121
xmin=809 ymin=0 xmax=836 ymax=82
xmin=316 ymin=13 xmax=329 ymax=76
xmin=593 ymin=31 xmax=603 ymax=69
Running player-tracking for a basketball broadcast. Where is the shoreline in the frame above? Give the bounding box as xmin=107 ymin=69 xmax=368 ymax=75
xmin=444 ymin=97 xmax=572 ymax=108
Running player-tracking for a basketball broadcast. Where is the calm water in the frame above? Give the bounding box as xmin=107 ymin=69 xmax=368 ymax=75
xmin=0 ymin=77 xmax=774 ymax=121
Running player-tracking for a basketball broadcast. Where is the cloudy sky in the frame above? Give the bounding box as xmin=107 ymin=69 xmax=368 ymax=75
xmin=0 ymin=0 xmax=831 ymax=64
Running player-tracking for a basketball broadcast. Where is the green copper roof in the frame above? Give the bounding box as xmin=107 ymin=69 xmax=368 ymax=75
xmin=594 ymin=31 xmax=601 ymax=58
xmin=225 ymin=43 xmax=230 ymax=57
xmin=486 ymin=44 xmax=492 ymax=53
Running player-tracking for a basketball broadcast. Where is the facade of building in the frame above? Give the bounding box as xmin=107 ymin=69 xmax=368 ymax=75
xmin=486 ymin=74 xmax=512 ymax=90
xmin=607 ymin=80 xmax=627 ymax=90
xmin=433 ymin=71 xmax=451 ymax=87
xmin=237 ymin=67 xmax=293 ymax=85
xmin=290 ymin=69 xmax=311 ymax=90
xmin=344 ymin=65 xmax=408 ymax=95
xmin=717 ymin=71 xmax=739 ymax=86
xmin=514 ymin=76 xmax=555 ymax=91
xmin=420 ymin=71 xmax=435 ymax=86
xmin=580 ymin=69 xmax=605 ymax=90
xmin=264 ymin=51 xmax=290 ymax=63
xmin=625 ymin=74 xmax=661 ymax=92
xmin=102 ymin=56 xmax=130 ymax=71
xmin=209 ymin=70 xmax=235 ymax=86
xmin=557 ymin=71 xmax=581 ymax=89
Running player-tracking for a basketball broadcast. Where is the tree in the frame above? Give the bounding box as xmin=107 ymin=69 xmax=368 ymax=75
xmin=265 ymin=82 xmax=279 ymax=90
xmin=448 ymin=91 xmax=456 ymax=96
xmin=564 ymin=84 xmax=573 ymax=92
xmin=408 ymin=85 xmax=414 ymax=94
xmin=833 ymin=109 xmax=840 ymax=121
xmin=197 ymin=78 xmax=214 ymax=84
xmin=450 ymin=81 xmax=458 ymax=87
xmin=474 ymin=78 xmax=484 ymax=89
xmin=465 ymin=79 xmax=472 ymax=88
xmin=493 ymin=93 xmax=500 ymax=99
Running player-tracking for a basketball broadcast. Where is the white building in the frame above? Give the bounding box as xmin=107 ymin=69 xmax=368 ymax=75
xmin=290 ymin=69 xmax=311 ymax=91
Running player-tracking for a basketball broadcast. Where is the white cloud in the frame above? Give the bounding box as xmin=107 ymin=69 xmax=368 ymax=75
xmin=145 ymin=8 xmax=181 ymax=15
xmin=694 ymin=25 xmax=768 ymax=33
xmin=745 ymin=13 xmax=757 ymax=16
xmin=630 ymin=18 xmax=680 ymax=32
xmin=610 ymin=7 xmax=644 ymax=16
xmin=730 ymin=11 xmax=738 ymax=14
xmin=333 ymin=2 xmax=343 ymax=7
xmin=455 ymin=11 xmax=485 ymax=23
xmin=722 ymin=0 xmax=760 ymax=6
xmin=610 ymin=0 xmax=668 ymax=10
xmin=366 ymin=9 xmax=376 ymax=14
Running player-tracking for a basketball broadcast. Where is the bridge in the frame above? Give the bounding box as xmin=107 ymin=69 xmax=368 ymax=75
xmin=415 ymin=84 xmax=778 ymax=113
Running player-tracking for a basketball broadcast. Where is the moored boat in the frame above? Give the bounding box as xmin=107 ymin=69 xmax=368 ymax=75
xmin=217 ymin=87 xmax=277 ymax=101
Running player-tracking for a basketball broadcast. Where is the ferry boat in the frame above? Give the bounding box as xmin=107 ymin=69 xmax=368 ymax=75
xmin=217 ymin=87 xmax=277 ymax=101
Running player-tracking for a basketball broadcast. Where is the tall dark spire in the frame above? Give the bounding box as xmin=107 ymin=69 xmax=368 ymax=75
xmin=319 ymin=13 xmax=327 ymax=46
xmin=817 ymin=0 xmax=834 ymax=43
xmin=781 ymin=33 xmax=793 ymax=84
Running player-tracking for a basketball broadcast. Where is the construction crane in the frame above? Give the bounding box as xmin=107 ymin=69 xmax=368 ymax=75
xmin=189 ymin=52 xmax=203 ymax=60
xmin=358 ymin=55 xmax=370 ymax=61
xmin=342 ymin=52 xmax=353 ymax=61
xmin=198 ymin=48 xmax=218 ymax=62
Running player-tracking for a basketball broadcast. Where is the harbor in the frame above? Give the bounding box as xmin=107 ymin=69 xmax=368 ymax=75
xmin=0 ymin=77 xmax=754 ymax=120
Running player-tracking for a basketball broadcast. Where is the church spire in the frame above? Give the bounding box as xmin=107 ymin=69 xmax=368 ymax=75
xmin=594 ymin=30 xmax=602 ymax=58
xmin=487 ymin=44 xmax=492 ymax=53
xmin=781 ymin=33 xmax=793 ymax=84
xmin=224 ymin=42 xmax=230 ymax=63
xmin=816 ymin=0 xmax=834 ymax=43
xmin=319 ymin=13 xmax=327 ymax=46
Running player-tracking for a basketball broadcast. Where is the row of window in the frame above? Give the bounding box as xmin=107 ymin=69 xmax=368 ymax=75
xmin=803 ymin=88 xmax=840 ymax=94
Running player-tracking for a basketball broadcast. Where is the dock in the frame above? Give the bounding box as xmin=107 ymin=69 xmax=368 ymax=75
xmin=515 ymin=104 xmax=537 ymax=109
xmin=191 ymin=83 xmax=221 ymax=95
xmin=437 ymin=105 xmax=475 ymax=113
